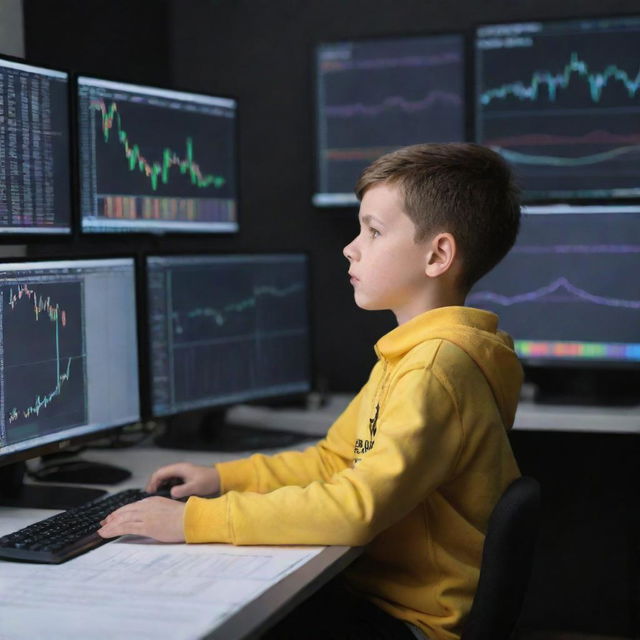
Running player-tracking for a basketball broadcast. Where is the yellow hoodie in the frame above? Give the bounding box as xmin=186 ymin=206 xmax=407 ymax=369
xmin=184 ymin=306 xmax=523 ymax=640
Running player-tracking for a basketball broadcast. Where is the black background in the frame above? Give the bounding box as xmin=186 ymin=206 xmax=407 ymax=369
xmin=22 ymin=0 xmax=640 ymax=636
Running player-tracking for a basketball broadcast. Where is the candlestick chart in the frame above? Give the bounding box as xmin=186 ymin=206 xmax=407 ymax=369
xmin=2 ymin=281 xmax=86 ymax=442
xmin=78 ymin=79 xmax=237 ymax=231
xmin=315 ymin=34 xmax=464 ymax=202
xmin=475 ymin=17 xmax=640 ymax=201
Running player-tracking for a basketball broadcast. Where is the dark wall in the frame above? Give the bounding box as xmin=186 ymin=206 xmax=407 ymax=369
xmin=20 ymin=0 xmax=640 ymax=636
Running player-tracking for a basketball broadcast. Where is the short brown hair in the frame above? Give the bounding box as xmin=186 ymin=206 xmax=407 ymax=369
xmin=355 ymin=143 xmax=521 ymax=290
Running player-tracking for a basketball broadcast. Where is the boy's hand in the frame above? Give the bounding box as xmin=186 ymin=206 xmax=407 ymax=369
xmin=97 ymin=497 xmax=186 ymax=542
xmin=146 ymin=462 xmax=221 ymax=499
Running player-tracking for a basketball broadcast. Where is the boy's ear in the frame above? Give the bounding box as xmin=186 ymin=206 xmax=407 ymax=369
xmin=424 ymin=232 xmax=457 ymax=278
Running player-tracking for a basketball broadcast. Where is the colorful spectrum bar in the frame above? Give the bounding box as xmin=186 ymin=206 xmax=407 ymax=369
xmin=515 ymin=340 xmax=640 ymax=362
xmin=101 ymin=196 xmax=236 ymax=223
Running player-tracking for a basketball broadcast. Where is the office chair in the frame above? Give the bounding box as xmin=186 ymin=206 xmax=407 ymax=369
xmin=461 ymin=475 xmax=541 ymax=640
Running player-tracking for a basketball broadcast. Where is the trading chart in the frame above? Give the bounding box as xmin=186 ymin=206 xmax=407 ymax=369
xmin=467 ymin=214 xmax=640 ymax=362
xmin=78 ymin=77 xmax=237 ymax=233
xmin=1 ymin=280 xmax=86 ymax=445
xmin=148 ymin=255 xmax=310 ymax=416
xmin=315 ymin=34 xmax=465 ymax=205
xmin=475 ymin=16 xmax=640 ymax=201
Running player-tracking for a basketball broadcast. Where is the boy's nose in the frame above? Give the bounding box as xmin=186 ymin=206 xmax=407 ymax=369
xmin=343 ymin=239 xmax=357 ymax=261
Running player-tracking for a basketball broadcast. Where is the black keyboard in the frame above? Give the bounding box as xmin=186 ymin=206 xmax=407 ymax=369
xmin=0 ymin=488 xmax=151 ymax=564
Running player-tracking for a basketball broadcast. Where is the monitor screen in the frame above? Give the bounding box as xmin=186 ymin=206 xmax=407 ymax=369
xmin=0 ymin=57 xmax=71 ymax=234
xmin=0 ymin=258 xmax=140 ymax=465
xmin=147 ymin=254 xmax=311 ymax=417
xmin=77 ymin=76 xmax=238 ymax=234
xmin=475 ymin=15 xmax=640 ymax=205
xmin=314 ymin=33 xmax=465 ymax=206
xmin=467 ymin=211 xmax=640 ymax=368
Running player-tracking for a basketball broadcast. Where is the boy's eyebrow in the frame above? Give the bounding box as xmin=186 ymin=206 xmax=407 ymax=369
xmin=359 ymin=214 xmax=385 ymax=227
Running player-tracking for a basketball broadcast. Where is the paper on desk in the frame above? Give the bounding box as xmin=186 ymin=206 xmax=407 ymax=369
xmin=0 ymin=538 xmax=324 ymax=640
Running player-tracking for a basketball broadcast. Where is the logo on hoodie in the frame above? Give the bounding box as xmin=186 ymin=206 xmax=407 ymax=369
xmin=353 ymin=403 xmax=379 ymax=464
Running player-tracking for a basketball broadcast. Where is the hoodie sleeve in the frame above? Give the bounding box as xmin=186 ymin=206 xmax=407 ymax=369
xmin=213 ymin=389 xmax=364 ymax=495
xmin=184 ymin=367 xmax=463 ymax=545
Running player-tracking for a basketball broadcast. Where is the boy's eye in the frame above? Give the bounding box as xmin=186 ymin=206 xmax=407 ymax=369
xmin=369 ymin=227 xmax=380 ymax=239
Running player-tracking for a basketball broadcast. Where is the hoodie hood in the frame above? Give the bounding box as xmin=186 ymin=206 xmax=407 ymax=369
xmin=375 ymin=306 xmax=523 ymax=429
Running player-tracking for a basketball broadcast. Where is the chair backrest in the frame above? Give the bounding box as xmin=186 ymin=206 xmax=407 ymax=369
xmin=461 ymin=475 xmax=541 ymax=640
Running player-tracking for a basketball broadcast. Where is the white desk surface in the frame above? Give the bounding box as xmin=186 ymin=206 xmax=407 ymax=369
xmin=227 ymin=393 xmax=640 ymax=436
xmin=0 ymin=445 xmax=359 ymax=640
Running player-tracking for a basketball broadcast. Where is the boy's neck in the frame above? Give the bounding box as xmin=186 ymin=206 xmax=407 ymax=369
xmin=393 ymin=288 xmax=467 ymax=325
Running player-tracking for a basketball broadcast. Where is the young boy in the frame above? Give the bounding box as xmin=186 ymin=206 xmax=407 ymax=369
xmin=99 ymin=143 xmax=523 ymax=640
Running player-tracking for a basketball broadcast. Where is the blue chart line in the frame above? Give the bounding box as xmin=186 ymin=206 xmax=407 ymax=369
xmin=172 ymin=283 xmax=304 ymax=335
xmin=480 ymin=52 xmax=640 ymax=105
xmin=469 ymin=277 xmax=640 ymax=309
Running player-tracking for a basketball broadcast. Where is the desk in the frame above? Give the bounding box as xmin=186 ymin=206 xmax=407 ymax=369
xmin=226 ymin=393 xmax=640 ymax=436
xmin=0 ymin=445 xmax=360 ymax=640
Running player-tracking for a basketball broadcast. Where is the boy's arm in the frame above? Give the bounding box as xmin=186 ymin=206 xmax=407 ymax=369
xmin=184 ymin=368 xmax=463 ymax=545
xmin=214 ymin=389 xmax=364 ymax=494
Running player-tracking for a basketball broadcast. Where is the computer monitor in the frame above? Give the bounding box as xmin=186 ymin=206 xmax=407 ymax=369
xmin=146 ymin=253 xmax=311 ymax=449
xmin=77 ymin=76 xmax=238 ymax=234
xmin=475 ymin=15 xmax=640 ymax=209
xmin=314 ymin=33 xmax=466 ymax=207
xmin=467 ymin=210 xmax=640 ymax=405
xmin=0 ymin=56 xmax=71 ymax=234
xmin=0 ymin=258 xmax=140 ymax=507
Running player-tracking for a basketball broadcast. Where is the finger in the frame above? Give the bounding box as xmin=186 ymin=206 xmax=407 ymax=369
xmin=146 ymin=464 xmax=186 ymax=492
xmin=98 ymin=519 xmax=146 ymax=538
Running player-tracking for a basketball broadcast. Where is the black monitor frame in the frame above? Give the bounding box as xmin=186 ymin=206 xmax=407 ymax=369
xmin=0 ymin=52 xmax=74 ymax=241
xmin=142 ymin=250 xmax=315 ymax=451
xmin=473 ymin=12 xmax=640 ymax=210
xmin=312 ymin=28 xmax=469 ymax=209
xmin=73 ymin=72 xmax=240 ymax=237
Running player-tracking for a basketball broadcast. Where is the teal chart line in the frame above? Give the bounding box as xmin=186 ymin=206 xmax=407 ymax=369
xmin=172 ymin=283 xmax=304 ymax=334
xmin=495 ymin=144 xmax=640 ymax=167
xmin=480 ymin=52 xmax=640 ymax=105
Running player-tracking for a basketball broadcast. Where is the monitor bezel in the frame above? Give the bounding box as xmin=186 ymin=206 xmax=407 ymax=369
xmin=472 ymin=11 xmax=640 ymax=208
xmin=142 ymin=249 xmax=314 ymax=420
xmin=72 ymin=71 xmax=241 ymax=237
xmin=311 ymin=29 xmax=469 ymax=209
xmin=0 ymin=52 xmax=74 ymax=240
xmin=0 ymin=253 xmax=143 ymax=468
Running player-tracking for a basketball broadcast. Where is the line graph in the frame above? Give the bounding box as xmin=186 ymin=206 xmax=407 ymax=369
xmin=148 ymin=257 xmax=310 ymax=415
xmin=468 ymin=276 xmax=640 ymax=309
xmin=496 ymin=144 xmax=640 ymax=167
xmin=320 ymin=51 xmax=461 ymax=73
xmin=90 ymin=99 xmax=226 ymax=192
xmin=172 ymin=284 xmax=305 ymax=335
xmin=316 ymin=35 xmax=464 ymax=198
xmin=2 ymin=281 xmax=86 ymax=435
xmin=480 ymin=52 xmax=640 ymax=105
xmin=475 ymin=18 xmax=640 ymax=199
xmin=325 ymin=90 xmax=462 ymax=118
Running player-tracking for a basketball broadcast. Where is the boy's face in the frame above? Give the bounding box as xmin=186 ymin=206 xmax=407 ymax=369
xmin=343 ymin=182 xmax=432 ymax=324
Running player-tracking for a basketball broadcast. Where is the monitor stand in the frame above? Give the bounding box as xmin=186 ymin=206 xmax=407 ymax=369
xmin=0 ymin=462 xmax=107 ymax=510
xmin=29 ymin=452 xmax=132 ymax=485
xmin=155 ymin=408 xmax=311 ymax=452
